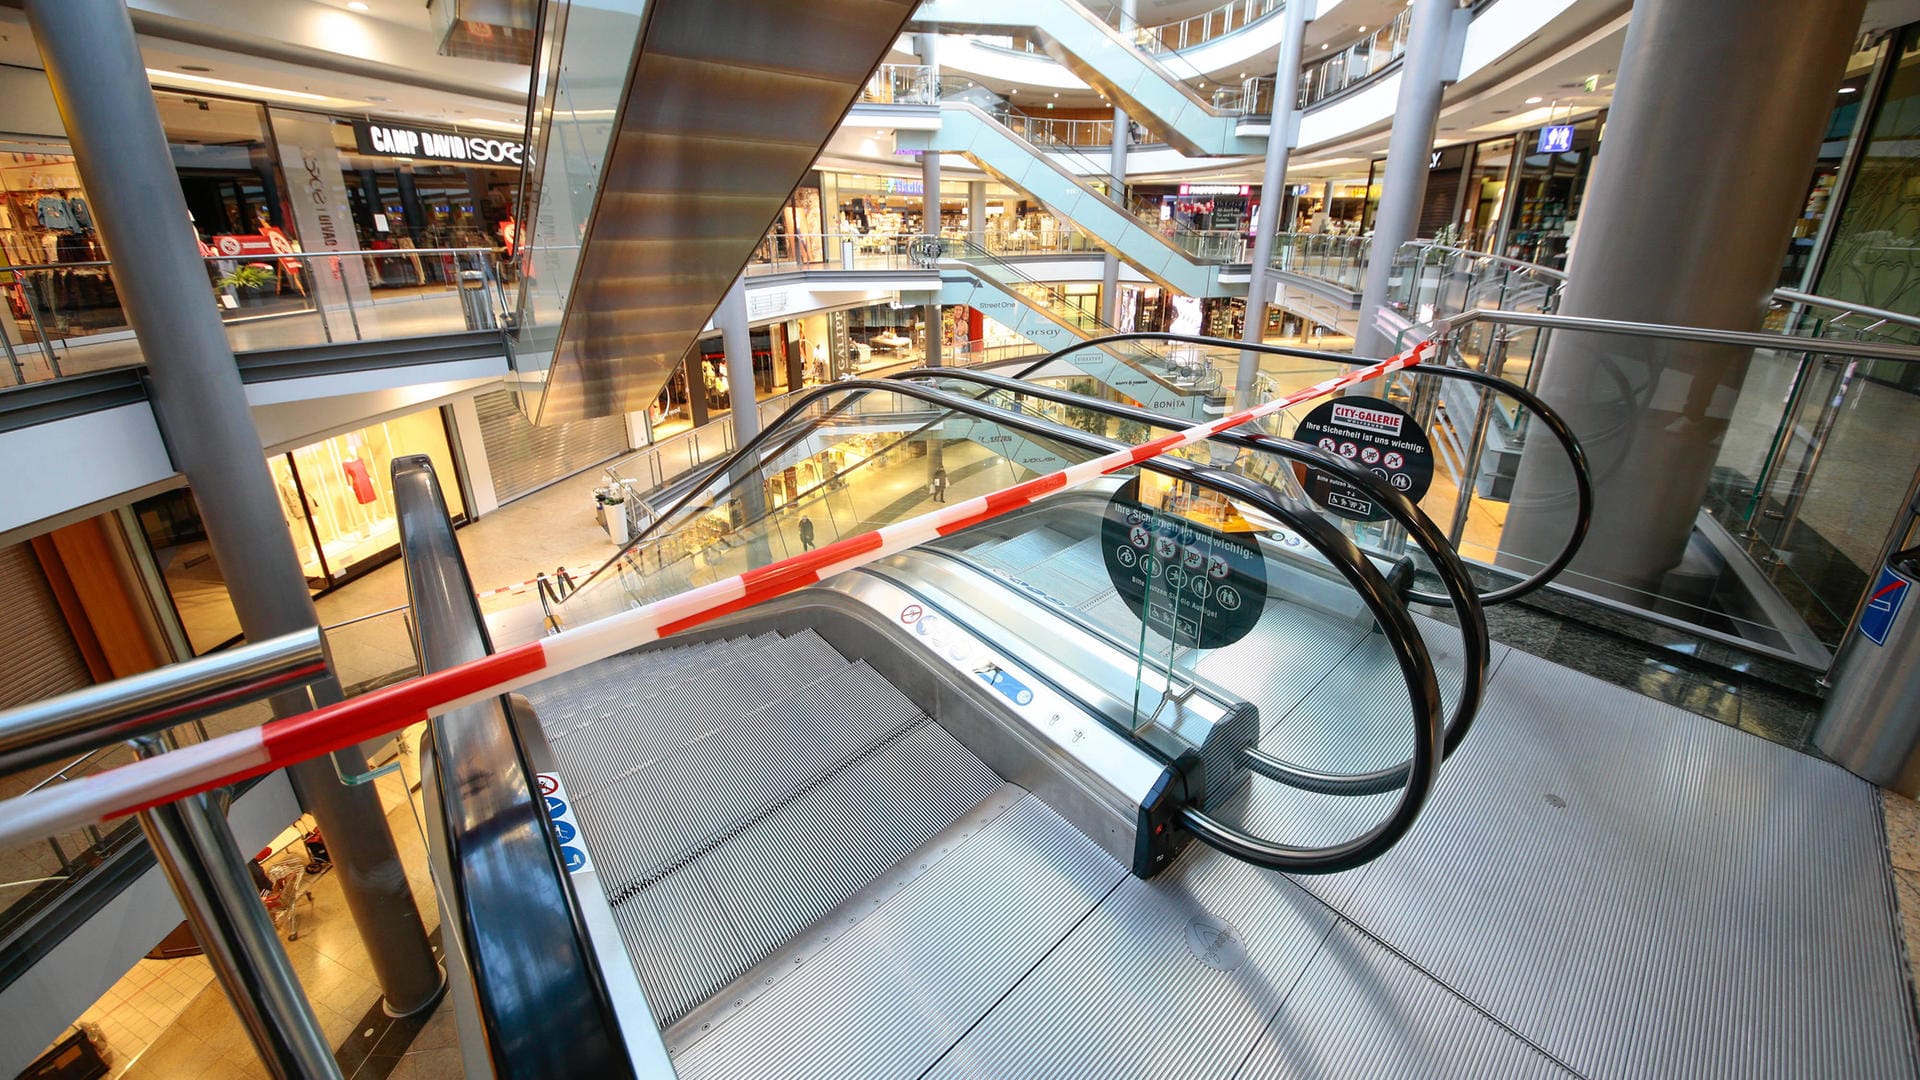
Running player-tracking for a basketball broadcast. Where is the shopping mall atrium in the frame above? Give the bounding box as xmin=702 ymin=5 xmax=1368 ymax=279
xmin=2 ymin=0 xmax=1920 ymax=1076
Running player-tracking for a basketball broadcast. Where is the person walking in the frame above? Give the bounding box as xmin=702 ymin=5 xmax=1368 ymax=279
xmin=930 ymin=467 xmax=948 ymax=504
xmin=799 ymin=515 xmax=816 ymax=551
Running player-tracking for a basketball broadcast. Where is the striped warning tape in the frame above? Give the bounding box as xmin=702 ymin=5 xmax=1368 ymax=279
xmin=0 ymin=343 xmax=1427 ymax=849
xmin=474 ymin=566 xmax=599 ymax=601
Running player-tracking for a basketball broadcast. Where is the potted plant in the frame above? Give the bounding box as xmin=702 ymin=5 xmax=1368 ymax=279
xmin=213 ymin=263 xmax=277 ymax=308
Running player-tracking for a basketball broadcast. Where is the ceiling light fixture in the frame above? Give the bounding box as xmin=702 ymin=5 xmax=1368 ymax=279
xmin=1357 ymin=25 xmax=1367 ymax=32
xmin=1046 ymin=102 xmax=1054 ymax=109
xmin=1525 ymin=96 xmax=1543 ymax=104
xmin=180 ymin=64 xmax=212 ymax=73
xmin=347 ymin=1 xmax=368 ymax=9
xmin=144 ymin=68 xmax=345 ymax=104
xmin=1321 ymin=43 xmax=1330 ymax=50
xmin=1839 ymin=86 xmax=1859 ymax=94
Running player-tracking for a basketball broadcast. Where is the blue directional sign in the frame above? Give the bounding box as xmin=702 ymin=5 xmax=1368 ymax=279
xmin=1538 ymin=125 xmax=1576 ymax=153
xmin=1861 ymin=567 xmax=1912 ymax=646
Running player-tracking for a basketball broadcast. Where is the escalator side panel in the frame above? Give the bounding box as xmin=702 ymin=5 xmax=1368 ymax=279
xmin=672 ymin=795 xmax=1126 ymax=1080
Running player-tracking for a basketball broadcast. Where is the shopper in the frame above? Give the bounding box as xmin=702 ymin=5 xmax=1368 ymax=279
xmin=930 ymin=467 xmax=948 ymax=504
xmin=799 ymin=515 xmax=816 ymax=551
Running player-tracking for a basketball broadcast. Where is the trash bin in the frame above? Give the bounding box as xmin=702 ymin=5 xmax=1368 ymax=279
xmin=458 ymin=269 xmax=496 ymax=330
xmin=1816 ymin=527 xmax=1920 ymax=793
xmin=841 ymin=238 xmax=855 ymax=270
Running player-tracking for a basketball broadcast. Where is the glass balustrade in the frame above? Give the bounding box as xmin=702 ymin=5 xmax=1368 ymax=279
xmin=0 ymin=248 xmax=508 ymax=388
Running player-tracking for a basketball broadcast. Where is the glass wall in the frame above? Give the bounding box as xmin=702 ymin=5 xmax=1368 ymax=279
xmin=277 ymin=408 xmax=466 ymax=587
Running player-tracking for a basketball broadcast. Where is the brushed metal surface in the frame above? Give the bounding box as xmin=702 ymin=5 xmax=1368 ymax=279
xmin=535 ymin=0 xmax=919 ymax=422
xmin=1237 ymin=921 xmax=1574 ymax=1079
xmin=1335 ymin=648 xmax=1920 ymax=1079
xmin=673 ymin=795 xmax=1126 ymax=1080
xmin=921 ymin=841 xmax=1341 ymax=1079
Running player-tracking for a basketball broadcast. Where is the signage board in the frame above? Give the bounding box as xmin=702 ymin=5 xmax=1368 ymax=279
xmin=1178 ymin=183 xmax=1251 ymax=196
xmin=1538 ymin=125 xmax=1577 ymax=154
xmin=1100 ymin=477 xmax=1267 ymax=650
xmin=1861 ymin=567 xmax=1912 ymax=646
xmin=536 ymin=773 xmax=593 ymax=874
xmin=352 ymin=120 xmax=525 ymax=166
xmin=1292 ymin=397 xmax=1434 ymax=522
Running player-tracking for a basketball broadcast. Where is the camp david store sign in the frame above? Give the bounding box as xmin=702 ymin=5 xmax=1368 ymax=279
xmin=353 ymin=121 xmax=525 ymax=166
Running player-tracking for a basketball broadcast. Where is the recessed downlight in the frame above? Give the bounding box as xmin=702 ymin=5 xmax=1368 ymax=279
xmin=347 ymin=1 xmax=369 ymax=10
xmin=1525 ymin=96 xmax=1544 ymax=104
xmin=180 ymin=64 xmax=212 ymax=72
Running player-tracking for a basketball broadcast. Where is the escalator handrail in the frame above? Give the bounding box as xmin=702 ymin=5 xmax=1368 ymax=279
xmin=391 ymin=456 xmax=646 ymax=1077
xmin=565 ymin=377 xmax=1446 ymax=875
xmin=1009 ymin=331 xmax=1595 ymax=605
xmin=901 ymin=365 xmax=1489 ymax=791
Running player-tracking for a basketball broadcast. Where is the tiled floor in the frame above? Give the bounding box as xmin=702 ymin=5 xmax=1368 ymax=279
xmin=1885 ymin=793 xmax=1920 ymax=1011
xmin=36 ymin=770 xmax=460 ymax=1079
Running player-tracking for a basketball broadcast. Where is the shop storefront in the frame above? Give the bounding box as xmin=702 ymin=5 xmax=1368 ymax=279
xmin=271 ymin=409 xmax=467 ymax=589
xmin=1355 ymin=113 xmax=1605 ymax=267
xmin=129 ymin=406 xmax=468 ymax=654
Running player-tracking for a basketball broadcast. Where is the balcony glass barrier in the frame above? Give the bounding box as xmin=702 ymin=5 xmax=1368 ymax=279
xmin=1423 ymin=314 xmax=1920 ymax=668
xmin=320 ymin=606 xmax=421 ymax=697
xmin=0 ymin=248 xmax=508 ymax=388
xmin=1087 ymin=0 xmax=1284 ymax=56
xmin=1297 ymin=7 xmax=1414 ymax=110
xmin=860 ymin=63 xmax=939 ymax=105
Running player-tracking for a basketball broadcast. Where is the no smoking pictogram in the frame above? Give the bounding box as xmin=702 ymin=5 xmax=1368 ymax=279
xmin=537 ymin=774 xmax=559 ymax=797
xmin=900 ymin=604 xmax=923 ymax=625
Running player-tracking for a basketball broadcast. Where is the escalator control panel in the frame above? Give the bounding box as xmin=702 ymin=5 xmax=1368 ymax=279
xmin=851 ymin=575 xmax=1195 ymax=878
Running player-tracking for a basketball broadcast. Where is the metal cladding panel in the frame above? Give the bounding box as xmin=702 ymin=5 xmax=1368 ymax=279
xmin=475 ymin=387 xmax=628 ymax=500
xmin=1236 ymin=922 xmax=1575 ymax=1080
xmin=0 ymin=542 xmax=91 ymax=711
xmin=674 ymin=796 xmax=1126 ymax=1080
xmin=536 ymin=0 xmax=919 ymax=423
xmin=922 ymin=844 xmax=1341 ymax=1080
xmin=1337 ymin=649 xmax=1920 ymax=1080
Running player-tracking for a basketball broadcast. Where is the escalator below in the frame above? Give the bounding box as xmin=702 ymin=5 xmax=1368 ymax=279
xmin=395 ymin=360 xmax=1918 ymax=1079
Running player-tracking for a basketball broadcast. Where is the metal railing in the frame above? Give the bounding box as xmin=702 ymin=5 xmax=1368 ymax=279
xmin=860 ymin=63 xmax=938 ymax=105
xmin=1425 ymin=307 xmax=1920 ymax=668
xmin=1297 ymin=7 xmax=1415 ymax=110
xmin=1093 ymin=0 xmax=1285 ymax=55
xmin=1 ymin=247 xmax=508 ymax=388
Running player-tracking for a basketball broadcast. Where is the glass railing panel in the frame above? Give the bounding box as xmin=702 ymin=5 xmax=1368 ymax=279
xmin=510 ymin=0 xmax=646 ymax=342
xmin=859 ymin=64 xmax=938 ymax=105
xmin=0 ymin=248 xmax=508 ymax=388
xmin=321 ymin=606 xmax=422 ymax=696
xmin=559 ymin=385 xmax=1102 ymax=626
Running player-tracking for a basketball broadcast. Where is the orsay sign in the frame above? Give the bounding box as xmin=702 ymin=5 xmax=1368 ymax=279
xmin=352 ymin=121 xmax=525 ymax=166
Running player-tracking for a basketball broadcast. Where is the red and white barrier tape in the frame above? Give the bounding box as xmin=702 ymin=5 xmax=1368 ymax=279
xmin=0 ymin=344 xmax=1426 ymax=850
xmin=474 ymin=566 xmax=598 ymax=601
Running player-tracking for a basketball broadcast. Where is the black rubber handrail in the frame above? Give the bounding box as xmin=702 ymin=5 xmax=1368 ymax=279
xmin=901 ymin=365 xmax=1489 ymax=795
xmin=1010 ymin=331 xmax=1594 ymax=605
xmin=392 ymin=456 xmax=638 ymax=1077
xmin=565 ymin=377 xmax=1446 ymax=874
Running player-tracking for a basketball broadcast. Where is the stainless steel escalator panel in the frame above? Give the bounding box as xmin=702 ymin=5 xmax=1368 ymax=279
xmin=670 ymin=794 xmax=1128 ymax=1080
xmin=534 ymin=0 xmax=917 ymax=423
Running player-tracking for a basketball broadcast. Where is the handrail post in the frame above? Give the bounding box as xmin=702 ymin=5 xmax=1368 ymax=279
xmin=132 ymin=730 xmax=343 ymax=1080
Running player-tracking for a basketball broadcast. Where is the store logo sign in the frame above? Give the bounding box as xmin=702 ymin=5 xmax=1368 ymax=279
xmin=1330 ymin=403 xmax=1404 ymax=436
xmin=1538 ymin=125 xmax=1576 ymax=154
xmin=354 ymin=121 xmax=525 ymax=166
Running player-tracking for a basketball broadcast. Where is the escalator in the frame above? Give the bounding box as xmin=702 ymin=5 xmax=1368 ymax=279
xmin=508 ymin=0 xmax=920 ymax=423
xmin=930 ymin=237 xmax=1228 ymax=418
xmin=908 ymin=0 xmax=1269 ymax=156
xmin=896 ymin=102 xmax=1235 ymax=297
xmin=391 ymin=341 xmax=1591 ymax=1076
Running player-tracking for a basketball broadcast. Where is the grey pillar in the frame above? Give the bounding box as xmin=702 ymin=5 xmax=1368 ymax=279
xmin=1098 ymin=101 xmax=1131 ymax=328
xmin=1353 ymin=0 xmax=1455 ymax=358
xmin=136 ymin=735 xmax=340 ymax=1080
xmin=719 ymin=275 xmax=760 ymax=444
xmin=1235 ymin=0 xmax=1311 ymax=401
xmin=968 ymin=181 xmax=987 ymax=251
xmin=917 ymin=32 xmax=943 ymax=240
xmin=1500 ymin=0 xmax=1866 ymax=598
xmin=25 ymin=0 xmax=440 ymax=1022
